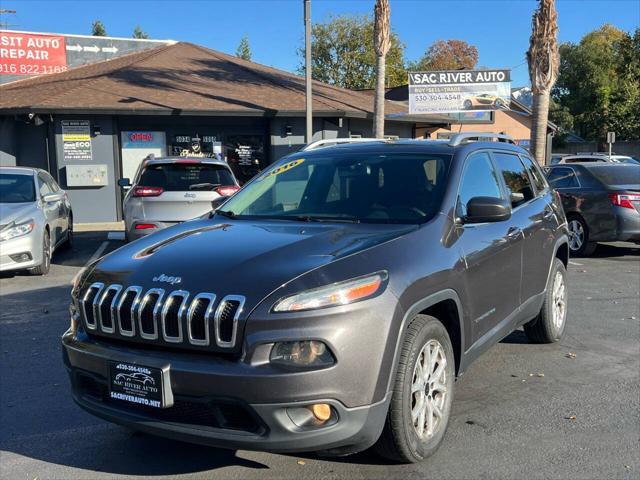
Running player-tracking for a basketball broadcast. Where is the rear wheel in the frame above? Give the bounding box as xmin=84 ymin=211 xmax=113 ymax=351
xmin=374 ymin=315 xmax=455 ymax=463
xmin=567 ymin=214 xmax=596 ymax=256
xmin=30 ymin=230 xmax=51 ymax=276
xmin=524 ymin=258 xmax=568 ymax=343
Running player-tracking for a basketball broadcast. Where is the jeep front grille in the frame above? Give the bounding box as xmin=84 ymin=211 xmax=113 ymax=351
xmin=78 ymin=283 xmax=245 ymax=351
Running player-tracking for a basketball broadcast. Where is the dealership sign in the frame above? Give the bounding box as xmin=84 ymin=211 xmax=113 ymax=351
xmin=408 ymin=69 xmax=511 ymax=114
xmin=0 ymin=31 xmax=67 ymax=76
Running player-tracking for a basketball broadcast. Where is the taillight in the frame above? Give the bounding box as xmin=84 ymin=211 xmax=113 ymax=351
xmin=608 ymin=192 xmax=640 ymax=209
xmin=132 ymin=186 xmax=164 ymax=197
xmin=215 ymin=185 xmax=240 ymax=197
xmin=135 ymin=223 xmax=157 ymax=230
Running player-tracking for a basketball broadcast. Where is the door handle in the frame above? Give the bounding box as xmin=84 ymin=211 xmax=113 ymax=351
xmin=506 ymin=227 xmax=522 ymax=239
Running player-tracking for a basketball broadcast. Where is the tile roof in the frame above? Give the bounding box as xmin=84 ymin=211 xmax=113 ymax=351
xmin=0 ymin=42 xmax=407 ymax=117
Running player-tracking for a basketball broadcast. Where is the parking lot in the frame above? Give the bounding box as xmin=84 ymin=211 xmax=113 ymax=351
xmin=0 ymin=233 xmax=638 ymax=480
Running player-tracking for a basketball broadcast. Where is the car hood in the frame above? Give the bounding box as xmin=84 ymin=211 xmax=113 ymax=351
xmin=0 ymin=202 xmax=37 ymax=229
xmin=86 ymin=218 xmax=416 ymax=311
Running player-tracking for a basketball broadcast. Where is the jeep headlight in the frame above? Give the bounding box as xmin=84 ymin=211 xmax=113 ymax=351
xmin=272 ymin=272 xmax=387 ymax=312
xmin=0 ymin=219 xmax=35 ymax=242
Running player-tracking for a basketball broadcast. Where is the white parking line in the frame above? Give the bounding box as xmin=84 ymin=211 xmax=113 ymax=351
xmin=86 ymin=241 xmax=109 ymax=266
xmin=569 ymin=261 xmax=583 ymax=266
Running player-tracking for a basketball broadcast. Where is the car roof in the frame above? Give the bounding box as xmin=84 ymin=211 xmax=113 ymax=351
xmin=297 ymin=139 xmax=529 ymax=158
xmin=144 ymin=156 xmax=230 ymax=167
xmin=0 ymin=166 xmax=40 ymax=176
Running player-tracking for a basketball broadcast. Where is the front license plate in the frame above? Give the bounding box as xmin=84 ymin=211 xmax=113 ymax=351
xmin=109 ymin=362 xmax=165 ymax=409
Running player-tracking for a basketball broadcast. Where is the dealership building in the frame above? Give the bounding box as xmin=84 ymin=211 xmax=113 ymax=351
xmin=0 ymin=30 xmax=553 ymax=225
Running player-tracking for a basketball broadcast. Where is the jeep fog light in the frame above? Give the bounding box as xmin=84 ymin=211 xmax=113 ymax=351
xmin=270 ymin=340 xmax=334 ymax=368
xmin=287 ymin=403 xmax=337 ymax=428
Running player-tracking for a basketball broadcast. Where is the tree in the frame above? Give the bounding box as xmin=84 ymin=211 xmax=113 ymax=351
xmin=298 ymin=14 xmax=406 ymax=90
xmin=236 ymin=35 xmax=252 ymax=61
xmin=373 ymin=0 xmax=390 ymax=138
xmin=553 ymin=25 xmax=640 ymax=142
xmin=91 ymin=20 xmax=107 ymax=37
xmin=527 ymin=0 xmax=559 ymax=165
xmin=132 ymin=26 xmax=149 ymax=39
xmin=408 ymin=39 xmax=478 ymax=71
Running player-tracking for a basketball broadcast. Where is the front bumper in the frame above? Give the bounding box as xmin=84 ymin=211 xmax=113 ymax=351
xmin=0 ymin=231 xmax=42 ymax=272
xmin=62 ymin=330 xmax=390 ymax=454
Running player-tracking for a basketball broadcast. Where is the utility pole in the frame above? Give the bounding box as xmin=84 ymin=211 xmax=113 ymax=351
xmin=304 ymin=0 xmax=312 ymax=143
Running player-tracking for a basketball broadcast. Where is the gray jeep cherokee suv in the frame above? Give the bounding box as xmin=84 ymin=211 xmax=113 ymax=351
xmin=63 ymin=134 xmax=570 ymax=463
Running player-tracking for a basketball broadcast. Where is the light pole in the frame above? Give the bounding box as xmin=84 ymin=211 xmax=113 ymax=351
xmin=304 ymin=0 xmax=312 ymax=143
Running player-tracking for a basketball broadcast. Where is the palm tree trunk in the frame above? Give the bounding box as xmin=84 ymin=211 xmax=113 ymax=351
xmin=374 ymin=54 xmax=386 ymax=138
xmin=531 ymin=90 xmax=550 ymax=165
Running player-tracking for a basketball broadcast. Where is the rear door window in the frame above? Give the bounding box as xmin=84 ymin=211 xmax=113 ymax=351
xmin=138 ymin=163 xmax=235 ymax=191
xmin=492 ymin=152 xmax=535 ymax=208
xmin=547 ymin=167 xmax=580 ymax=189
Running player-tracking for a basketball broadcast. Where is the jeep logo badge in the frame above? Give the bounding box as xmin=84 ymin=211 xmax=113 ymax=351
xmin=152 ymin=274 xmax=182 ymax=285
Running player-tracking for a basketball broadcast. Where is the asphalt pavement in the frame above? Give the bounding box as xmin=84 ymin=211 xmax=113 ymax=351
xmin=1 ymin=234 xmax=638 ymax=480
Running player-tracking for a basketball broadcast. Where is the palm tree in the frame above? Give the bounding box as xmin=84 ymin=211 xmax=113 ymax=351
xmin=527 ymin=0 xmax=560 ymax=165
xmin=373 ymin=0 xmax=390 ymax=139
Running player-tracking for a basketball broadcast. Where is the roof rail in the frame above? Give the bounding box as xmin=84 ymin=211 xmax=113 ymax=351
xmin=448 ymin=132 xmax=516 ymax=147
xmin=302 ymin=138 xmax=387 ymax=151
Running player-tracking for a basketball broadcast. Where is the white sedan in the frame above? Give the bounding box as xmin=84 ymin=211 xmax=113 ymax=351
xmin=0 ymin=167 xmax=73 ymax=275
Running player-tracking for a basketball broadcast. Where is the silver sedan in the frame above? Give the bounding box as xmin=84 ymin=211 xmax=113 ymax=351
xmin=0 ymin=167 xmax=73 ymax=275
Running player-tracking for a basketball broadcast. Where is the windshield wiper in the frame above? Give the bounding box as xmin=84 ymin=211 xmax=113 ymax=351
xmin=216 ymin=209 xmax=237 ymax=219
xmin=189 ymin=182 xmax=220 ymax=191
xmin=294 ymin=215 xmax=360 ymax=224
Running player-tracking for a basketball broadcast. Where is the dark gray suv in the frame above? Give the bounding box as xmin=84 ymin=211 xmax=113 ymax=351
xmin=63 ymin=134 xmax=570 ymax=463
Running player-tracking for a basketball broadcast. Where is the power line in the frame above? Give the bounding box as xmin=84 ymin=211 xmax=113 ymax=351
xmin=0 ymin=8 xmax=18 ymax=29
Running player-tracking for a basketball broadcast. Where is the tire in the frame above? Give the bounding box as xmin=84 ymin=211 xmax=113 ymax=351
xmin=567 ymin=214 xmax=596 ymax=256
xmin=374 ymin=315 xmax=455 ymax=463
xmin=61 ymin=214 xmax=73 ymax=249
xmin=30 ymin=229 xmax=51 ymax=276
xmin=524 ymin=258 xmax=568 ymax=343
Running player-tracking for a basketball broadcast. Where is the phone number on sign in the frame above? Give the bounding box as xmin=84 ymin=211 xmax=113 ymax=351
xmin=0 ymin=63 xmax=68 ymax=75
xmin=414 ymin=93 xmax=462 ymax=102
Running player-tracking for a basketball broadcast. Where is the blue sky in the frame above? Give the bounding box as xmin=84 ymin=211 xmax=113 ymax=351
xmin=2 ymin=0 xmax=639 ymax=86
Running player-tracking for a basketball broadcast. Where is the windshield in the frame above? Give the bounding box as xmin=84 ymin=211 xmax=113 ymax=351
xmin=139 ymin=163 xmax=235 ymax=191
xmin=220 ymin=152 xmax=451 ymax=224
xmin=587 ymin=165 xmax=640 ymax=186
xmin=0 ymin=173 xmax=36 ymax=203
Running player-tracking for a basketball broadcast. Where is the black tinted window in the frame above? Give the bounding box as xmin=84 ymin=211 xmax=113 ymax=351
xmin=0 ymin=174 xmax=36 ymax=203
xmin=493 ymin=152 xmax=535 ymax=208
xmin=547 ymin=167 xmax=579 ymax=188
xmin=565 ymin=157 xmax=599 ymax=163
xmin=519 ymin=155 xmax=546 ymax=193
xmin=457 ymin=152 xmax=503 ymax=218
xmin=139 ymin=163 xmax=235 ymax=191
xmin=587 ymin=165 xmax=640 ymax=186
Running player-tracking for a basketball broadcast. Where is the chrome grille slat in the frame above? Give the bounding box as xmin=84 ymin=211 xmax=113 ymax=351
xmin=79 ymin=284 xmax=244 ymax=350
xmin=161 ymin=290 xmax=189 ymax=343
xmin=97 ymin=284 xmax=122 ymax=334
xmin=214 ymin=295 xmax=245 ymax=348
xmin=187 ymin=293 xmax=216 ymax=346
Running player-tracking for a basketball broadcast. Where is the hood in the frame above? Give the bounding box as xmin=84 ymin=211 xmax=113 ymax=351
xmin=88 ymin=217 xmax=416 ymax=311
xmin=0 ymin=202 xmax=37 ymax=229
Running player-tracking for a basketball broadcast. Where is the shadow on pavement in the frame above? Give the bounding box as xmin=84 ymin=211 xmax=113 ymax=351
xmin=590 ymin=242 xmax=640 ymax=259
xmin=0 ymin=284 xmax=268 ymax=476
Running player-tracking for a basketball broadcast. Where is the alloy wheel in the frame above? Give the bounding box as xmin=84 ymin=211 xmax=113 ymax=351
xmin=551 ymin=270 xmax=567 ymax=330
xmin=568 ymin=219 xmax=584 ymax=252
xmin=43 ymin=233 xmax=51 ymax=270
xmin=410 ymin=339 xmax=448 ymax=439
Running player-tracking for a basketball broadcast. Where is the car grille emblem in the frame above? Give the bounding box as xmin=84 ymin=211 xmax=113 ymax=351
xmin=152 ymin=274 xmax=182 ymax=285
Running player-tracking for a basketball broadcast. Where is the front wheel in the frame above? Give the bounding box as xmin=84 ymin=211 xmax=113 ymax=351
xmin=524 ymin=258 xmax=568 ymax=343
xmin=374 ymin=315 xmax=455 ymax=463
xmin=30 ymin=230 xmax=51 ymax=276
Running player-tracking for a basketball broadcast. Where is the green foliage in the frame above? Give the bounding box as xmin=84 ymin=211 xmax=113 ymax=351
xmin=298 ymin=14 xmax=406 ymax=89
xmin=408 ymin=39 xmax=478 ymax=71
xmin=91 ymin=20 xmax=107 ymax=37
xmin=236 ymin=35 xmax=252 ymax=61
xmin=133 ymin=26 xmax=149 ymax=39
xmin=553 ymin=24 xmax=640 ymax=141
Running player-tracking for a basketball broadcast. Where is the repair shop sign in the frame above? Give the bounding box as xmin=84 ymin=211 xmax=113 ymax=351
xmin=408 ymin=69 xmax=511 ymax=114
xmin=0 ymin=31 xmax=67 ymax=76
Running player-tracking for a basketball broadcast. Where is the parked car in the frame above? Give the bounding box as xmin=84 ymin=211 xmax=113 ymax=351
xmin=550 ymin=153 xmax=570 ymax=165
xmin=546 ymin=163 xmax=640 ymax=255
xmin=64 ymin=133 xmax=570 ymax=464
xmin=462 ymin=93 xmax=506 ymax=110
xmin=118 ymin=156 xmax=240 ymax=241
xmin=558 ymin=153 xmax=639 ymax=165
xmin=0 ymin=167 xmax=72 ymax=275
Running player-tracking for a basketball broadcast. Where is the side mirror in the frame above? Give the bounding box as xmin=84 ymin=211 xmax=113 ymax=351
xmin=42 ymin=192 xmax=63 ymax=203
xmin=464 ymin=196 xmax=511 ymax=223
xmin=117 ymin=178 xmax=131 ymax=188
xmin=211 ymin=196 xmax=230 ymax=210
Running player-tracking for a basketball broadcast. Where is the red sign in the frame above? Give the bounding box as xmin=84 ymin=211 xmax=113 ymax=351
xmin=0 ymin=32 xmax=67 ymax=76
xmin=129 ymin=133 xmax=154 ymax=142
